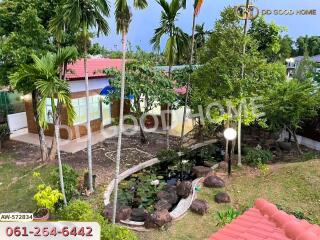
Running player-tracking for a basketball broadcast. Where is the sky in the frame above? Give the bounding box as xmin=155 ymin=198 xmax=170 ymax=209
xmin=93 ymin=0 xmax=320 ymax=52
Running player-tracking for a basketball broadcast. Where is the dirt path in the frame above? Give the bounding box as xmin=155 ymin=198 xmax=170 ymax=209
xmin=2 ymin=133 xmax=179 ymax=187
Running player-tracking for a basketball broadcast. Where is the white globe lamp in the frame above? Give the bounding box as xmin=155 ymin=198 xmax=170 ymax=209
xmin=224 ymin=128 xmax=237 ymax=141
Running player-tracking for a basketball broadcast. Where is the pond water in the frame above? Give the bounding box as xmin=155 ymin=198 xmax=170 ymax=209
xmin=116 ymin=143 xmax=225 ymax=220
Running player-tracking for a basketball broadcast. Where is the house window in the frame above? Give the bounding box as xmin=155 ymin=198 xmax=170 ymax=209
xmin=45 ymin=98 xmax=57 ymax=124
xmin=73 ymin=96 xmax=101 ymax=124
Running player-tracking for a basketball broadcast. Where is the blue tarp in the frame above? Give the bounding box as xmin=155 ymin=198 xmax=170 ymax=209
xmin=100 ymin=86 xmax=134 ymax=100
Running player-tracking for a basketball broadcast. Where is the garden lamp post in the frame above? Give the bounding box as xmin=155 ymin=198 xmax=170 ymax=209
xmin=224 ymin=128 xmax=237 ymax=176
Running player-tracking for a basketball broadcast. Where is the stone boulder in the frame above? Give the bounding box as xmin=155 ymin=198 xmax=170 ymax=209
xmin=176 ymin=181 xmax=192 ymax=199
xmin=155 ymin=199 xmax=172 ymax=211
xmin=203 ymin=176 xmax=225 ymax=188
xmin=203 ymin=161 xmax=215 ymax=168
xmin=218 ymin=161 xmax=228 ymax=171
xmin=214 ymin=192 xmax=231 ymax=204
xmin=157 ymin=190 xmax=178 ymax=205
xmin=192 ymin=166 xmax=212 ymax=178
xmin=104 ymin=204 xmax=132 ymax=223
xmin=130 ymin=208 xmax=147 ymax=222
xmin=163 ymin=185 xmax=177 ymax=192
xmin=278 ymin=141 xmax=292 ymax=151
xmin=144 ymin=210 xmax=172 ymax=229
xmin=190 ymin=199 xmax=209 ymax=215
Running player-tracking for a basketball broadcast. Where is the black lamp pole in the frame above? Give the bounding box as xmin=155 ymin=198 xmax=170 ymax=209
xmin=228 ymin=141 xmax=232 ymax=176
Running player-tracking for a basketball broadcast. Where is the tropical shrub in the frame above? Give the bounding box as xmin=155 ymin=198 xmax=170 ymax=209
xmin=157 ymin=149 xmax=180 ymax=163
xmin=59 ymin=200 xmax=137 ymax=240
xmin=216 ymin=208 xmax=241 ymax=226
xmin=51 ymin=164 xmax=78 ymax=203
xmin=59 ymin=200 xmax=94 ymax=221
xmin=33 ymin=184 xmax=63 ymax=212
xmin=95 ymin=214 xmax=138 ymax=240
xmin=245 ymin=146 xmax=273 ymax=166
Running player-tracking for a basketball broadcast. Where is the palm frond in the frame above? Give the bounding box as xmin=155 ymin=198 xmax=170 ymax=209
xmin=115 ymin=0 xmax=132 ymax=34
xmin=133 ymin=0 xmax=148 ymax=9
xmin=54 ymin=46 xmax=78 ymax=70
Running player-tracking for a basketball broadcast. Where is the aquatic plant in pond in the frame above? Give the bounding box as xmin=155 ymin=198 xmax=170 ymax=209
xmin=115 ymin=143 xmax=225 ymax=217
xmin=118 ymin=171 xmax=166 ymax=213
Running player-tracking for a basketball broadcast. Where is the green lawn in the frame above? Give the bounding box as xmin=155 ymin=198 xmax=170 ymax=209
xmin=138 ymin=159 xmax=320 ymax=240
xmin=0 ymin=153 xmax=54 ymax=212
xmin=1 ymin=151 xmax=320 ymax=240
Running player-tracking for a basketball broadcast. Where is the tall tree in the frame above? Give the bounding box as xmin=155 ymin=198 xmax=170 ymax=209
xmin=263 ymin=79 xmax=320 ymax=154
xmin=112 ymin=0 xmax=148 ymax=224
xmin=105 ymin=61 xmax=177 ymax=144
xmin=52 ymin=0 xmax=111 ymax=193
xmin=151 ymin=0 xmax=189 ymax=149
xmin=192 ymin=7 xmax=287 ymax=167
xmin=0 ymin=0 xmax=57 ymax=86
xmin=194 ymin=23 xmax=211 ymax=60
xmin=248 ymin=16 xmax=285 ymax=62
xmin=10 ymin=47 xmax=77 ymax=204
xmin=295 ymin=36 xmax=320 ymax=57
xmin=180 ymin=0 xmax=204 ymax=146
xmin=0 ymin=0 xmax=60 ymax=161
xmin=278 ymin=35 xmax=294 ymax=60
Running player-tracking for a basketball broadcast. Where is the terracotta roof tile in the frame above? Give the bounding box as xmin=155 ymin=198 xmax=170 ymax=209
xmin=66 ymin=58 xmax=122 ymax=80
xmin=208 ymin=199 xmax=320 ymax=240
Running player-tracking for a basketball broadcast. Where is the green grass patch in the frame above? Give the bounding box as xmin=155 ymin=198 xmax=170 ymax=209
xmin=0 ymin=154 xmax=54 ymax=212
xmin=138 ymin=159 xmax=320 ymax=240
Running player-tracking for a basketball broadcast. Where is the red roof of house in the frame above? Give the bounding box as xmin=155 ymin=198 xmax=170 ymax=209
xmin=66 ymin=58 xmax=122 ymax=80
xmin=209 ymin=199 xmax=320 ymax=240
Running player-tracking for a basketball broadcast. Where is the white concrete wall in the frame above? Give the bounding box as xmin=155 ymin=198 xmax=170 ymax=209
xmin=69 ymin=78 xmax=110 ymax=92
xmin=7 ymin=112 xmax=27 ymax=133
xmin=281 ymin=130 xmax=320 ymax=151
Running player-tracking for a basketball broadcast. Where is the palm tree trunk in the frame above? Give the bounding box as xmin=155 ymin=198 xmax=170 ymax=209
xmin=180 ymin=11 xmax=196 ymax=146
xmin=237 ymin=0 xmax=250 ymax=167
xmin=225 ymin=105 xmax=231 ymax=162
xmin=54 ymin=117 xmax=67 ymax=205
xmin=84 ymin=29 xmax=94 ymax=193
xmin=48 ymin=135 xmax=57 ymax=161
xmin=237 ymin=104 xmax=242 ymax=166
xmin=112 ymin=31 xmax=127 ymax=224
xmin=32 ymin=90 xmax=48 ymax=162
xmin=166 ymin=65 xmax=172 ymax=150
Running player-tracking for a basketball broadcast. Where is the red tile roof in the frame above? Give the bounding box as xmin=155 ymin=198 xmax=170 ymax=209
xmin=209 ymin=199 xmax=320 ymax=240
xmin=66 ymin=58 xmax=122 ymax=80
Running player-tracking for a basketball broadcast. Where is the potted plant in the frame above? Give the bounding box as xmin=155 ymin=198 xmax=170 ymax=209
xmin=32 ymin=172 xmax=63 ymax=221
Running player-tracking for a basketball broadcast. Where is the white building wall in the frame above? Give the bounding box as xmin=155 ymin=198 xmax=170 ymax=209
xmin=69 ymin=78 xmax=110 ymax=93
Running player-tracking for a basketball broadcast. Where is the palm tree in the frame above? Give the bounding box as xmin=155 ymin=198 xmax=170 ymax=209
xmin=10 ymin=47 xmax=77 ymax=205
xmin=112 ymin=0 xmax=148 ymax=224
xmin=180 ymin=0 xmax=204 ymax=146
xmin=151 ymin=0 xmax=189 ymax=149
xmin=194 ymin=23 xmax=211 ymax=56
xmin=52 ymin=0 xmax=111 ymax=193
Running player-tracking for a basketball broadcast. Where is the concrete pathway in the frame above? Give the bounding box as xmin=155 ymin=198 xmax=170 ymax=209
xmin=10 ymin=125 xmax=137 ymax=154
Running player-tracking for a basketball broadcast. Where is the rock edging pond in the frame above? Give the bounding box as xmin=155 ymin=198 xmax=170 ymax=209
xmin=103 ymin=139 xmax=219 ymax=231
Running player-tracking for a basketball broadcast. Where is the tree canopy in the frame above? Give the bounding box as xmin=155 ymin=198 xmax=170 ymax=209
xmin=0 ymin=0 xmax=58 ymax=86
xmin=104 ymin=61 xmax=177 ymax=142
